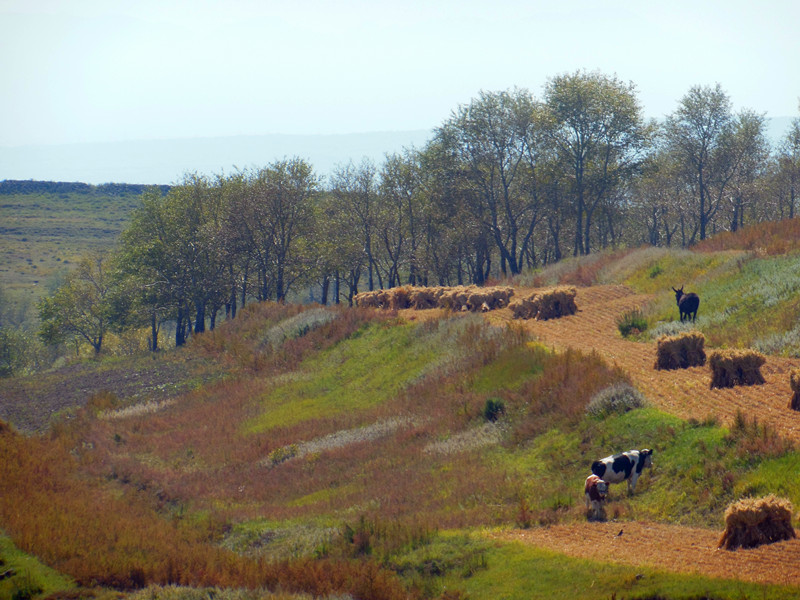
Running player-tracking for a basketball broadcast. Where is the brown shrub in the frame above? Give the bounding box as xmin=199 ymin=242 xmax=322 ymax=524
xmin=718 ymin=495 xmax=796 ymax=550
xmin=708 ymin=349 xmax=766 ymax=389
xmin=654 ymin=332 xmax=707 ymax=370
xmin=790 ymin=368 xmax=800 ymax=411
xmin=509 ymin=287 xmax=577 ymax=321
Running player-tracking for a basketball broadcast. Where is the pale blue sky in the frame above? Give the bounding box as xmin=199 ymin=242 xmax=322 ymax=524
xmin=2 ymin=0 xmax=799 ymax=147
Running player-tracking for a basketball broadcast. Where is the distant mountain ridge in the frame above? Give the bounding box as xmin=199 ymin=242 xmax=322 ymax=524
xmin=0 ymin=130 xmax=434 ymax=186
xmin=1 ymin=117 xmax=795 ymax=186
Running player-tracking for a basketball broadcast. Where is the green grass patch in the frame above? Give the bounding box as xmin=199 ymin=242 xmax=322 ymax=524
xmin=615 ymin=248 xmax=743 ymax=296
xmin=735 ymin=453 xmax=800 ymax=505
xmin=245 ymin=320 xmax=451 ymax=433
xmin=470 ymin=343 xmax=548 ymax=394
xmin=482 ymin=406 xmax=799 ymax=528
xmin=449 ymin=538 xmax=800 ymax=600
xmin=0 ymin=533 xmax=74 ymax=600
xmin=599 ymin=246 xmax=800 ymax=350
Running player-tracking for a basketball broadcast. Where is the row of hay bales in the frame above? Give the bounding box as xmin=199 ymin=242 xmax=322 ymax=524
xmin=509 ymin=286 xmax=578 ymax=321
xmin=353 ymin=285 xmax=515 ymax=312
xmin=653 ymin=333 xmax=798 ymax=551
xmin=654 ymin=332 xmax=768 ymax=388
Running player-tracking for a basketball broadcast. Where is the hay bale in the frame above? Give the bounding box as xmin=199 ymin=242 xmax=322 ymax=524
xmin=510 ymin=287 xmax=577 ymax=321
xmin=487 ymin=286 xmax=515 ymax=309
xmin=708 ymin=349 xmax=766 ymax=389
xmin=388 ymin=286 xmax=412 ymax=310
xmin=790 ymin=368 xmax=800 ymax=411
xmin=531 ymin=286 xmax=577 ymax=320
xmin=509 ymin=296 xmax=535 ymax=319
xmin=718 ymin=495 xmax=796 ymax=550
xmin=466 ymin=290 xmax=490 ymax=312
xmin=354 ymin=291 xmax=381 ymax=308
xmin=438 ymin=286 xmax=472 ymax=312
xmin=654 ymin=332 xmax=707 ymax=370
xmin=409 ymin=287 xmax=438 ymax=310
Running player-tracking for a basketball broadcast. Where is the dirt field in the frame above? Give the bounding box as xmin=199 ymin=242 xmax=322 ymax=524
xmin=480 ymin=284 xmax=800 ymax=588
xmin=490 ymin=522 xmax=800 ymax=588
xmin=486 ymin=285 xmax=800 ymax=441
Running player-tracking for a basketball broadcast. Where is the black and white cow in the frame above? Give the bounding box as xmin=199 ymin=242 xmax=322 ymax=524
xmin=590 ymin=449 xmax=653 ymax=494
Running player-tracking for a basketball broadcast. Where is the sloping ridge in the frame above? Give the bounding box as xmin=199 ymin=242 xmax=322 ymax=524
xmin=483 ymin=285 xmax=800 ymax=587
xmin=487 ymin=285 xmax=800 ymax=440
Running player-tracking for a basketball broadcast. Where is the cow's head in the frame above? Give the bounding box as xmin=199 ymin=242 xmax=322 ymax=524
xmin=640 ymin=448 xmax=653 ymax=468
xmin=596 ymin=480 xmax=608 ymax=498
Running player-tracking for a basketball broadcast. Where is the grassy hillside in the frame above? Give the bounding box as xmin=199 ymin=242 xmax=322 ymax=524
xmin=523 ymin=219 xmax=800 ymax=354
xmin=5 ymin=219 xmax=800 ymax=599
xmin=3 ymin=289 xmax=800 ymax=599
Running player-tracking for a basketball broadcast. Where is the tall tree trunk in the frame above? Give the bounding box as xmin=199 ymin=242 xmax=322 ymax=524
xmin=194 ymin=303 xmax=206 ymax=334
xmin=176 ymin=307 xmax=186 ymax=347
xmin=321 ymin=274 xmax=330 ymax=305
xmin=150 ymin=310 xmax=159 ymax=352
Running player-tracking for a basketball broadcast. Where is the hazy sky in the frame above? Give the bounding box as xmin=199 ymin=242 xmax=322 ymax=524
xmin=2 ymin=0 xmax=799 ymax=147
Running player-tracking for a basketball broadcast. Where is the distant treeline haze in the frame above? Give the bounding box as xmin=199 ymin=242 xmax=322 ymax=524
xmin=36 ymin=72 xmax=800 ymax=353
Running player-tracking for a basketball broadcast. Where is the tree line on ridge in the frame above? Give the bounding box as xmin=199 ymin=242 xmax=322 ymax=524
xmin=8 ymin=71 xmax=800 ymax=362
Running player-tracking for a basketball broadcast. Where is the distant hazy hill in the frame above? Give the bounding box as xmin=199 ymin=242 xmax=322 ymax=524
xmin=2 ymin=118 xmax=795 ymax=186
xmin=0 ymin=130 xmax=434 ymax=185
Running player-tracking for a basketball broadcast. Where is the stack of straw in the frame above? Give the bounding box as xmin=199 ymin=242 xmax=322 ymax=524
xmin=718 ymin=495 xmax=796 ymax=550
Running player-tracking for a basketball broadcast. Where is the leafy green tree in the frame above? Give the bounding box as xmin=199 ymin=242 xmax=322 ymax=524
xmin=629 ymin=150 xmax=685 ymax=247
xmin=38 ymin=252 xmax=113 ymax=355
xmin=775 ymin=112 xmax=800 ymax=219
xmin=663 ymin=84 xmax=767 ymax=241
xmin=725 ymin=110 xmax=770 ymax=231
xmin=330 ymin=160 xmax=381 ymax=291
xmin=418 ymin=134 xmax=488 ymax=284
xmin=313 ymin=191 xmax=365 ymax=304
xmin=436 ymin=88 xmax=546 ymax=275
xmin=545 ymin=70 xmax=650 ymax=255
xmin=0 ymin=286 xmax=36 ymax=376
xmin=260 ymin=158 xmax=319 ymax=301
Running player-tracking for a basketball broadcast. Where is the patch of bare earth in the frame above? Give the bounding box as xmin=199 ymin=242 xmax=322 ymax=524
xmin=0 ymin=354 xmax=222 ymax=434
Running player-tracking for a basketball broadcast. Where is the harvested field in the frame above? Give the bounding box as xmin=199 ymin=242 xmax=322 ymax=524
xmin=475 ymin=285 xmax=800 ymax=588
xmin=482 ymin=284 xmax=800 ymax=442
xmin=491 ymin=521 xmax=800 ymax=588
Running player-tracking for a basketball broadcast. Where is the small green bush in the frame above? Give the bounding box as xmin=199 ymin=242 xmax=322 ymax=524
xmin=483 ymin=398 xmax=505 ymax=422
xmin=616 ymin=309 xmax=648 ymax=337
xmin=586 ymin=383 xmax=647 ymax=418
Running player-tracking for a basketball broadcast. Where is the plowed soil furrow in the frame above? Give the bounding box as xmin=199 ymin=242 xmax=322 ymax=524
xmin=487 ymin=285 xmax=800 ymax=441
